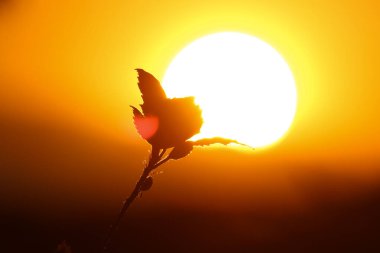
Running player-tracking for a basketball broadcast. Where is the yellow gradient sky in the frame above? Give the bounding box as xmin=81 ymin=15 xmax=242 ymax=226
xmin=1 ymin=0 xmax=380 ymax=214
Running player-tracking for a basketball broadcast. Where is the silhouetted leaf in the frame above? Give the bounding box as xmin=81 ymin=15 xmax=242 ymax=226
xmin=130 ymin=106 xmax=159 ymax=140
xmin=149 ymin=97 xmax=203 ymax=148
xmin=130 ymin=105 xmax=143 ymax=117
xmin=136 ymin=68 xmax=167 ymax=115
xmin=169 ymin=142 xmax=193 ymax=160
xmin=191 ymin=137 xmax=249 ymax=148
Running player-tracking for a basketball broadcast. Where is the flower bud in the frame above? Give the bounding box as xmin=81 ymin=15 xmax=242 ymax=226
xmin=140 ymin=176 xmax=153 ymax=191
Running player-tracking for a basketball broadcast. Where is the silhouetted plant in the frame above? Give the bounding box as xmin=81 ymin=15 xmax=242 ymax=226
xmin=104 ymin=69 xmax=245 ymax=250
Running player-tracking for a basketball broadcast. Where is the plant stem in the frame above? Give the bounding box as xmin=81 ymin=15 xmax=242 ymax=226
xmin=103 ymin=147 xmax=159 ymax=251
xmin=158 ymin=148 xmax=167 ymax=159
xmin=153 ymin=156 xmax=170 ymax=169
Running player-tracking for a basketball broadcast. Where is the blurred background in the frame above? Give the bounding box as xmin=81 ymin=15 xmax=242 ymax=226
xmin=1 ymin=1 xmax=380 ymax=252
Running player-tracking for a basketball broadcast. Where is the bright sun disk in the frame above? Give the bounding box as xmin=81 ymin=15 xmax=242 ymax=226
xmin=162 ymin=32 xmax=297 ymax=148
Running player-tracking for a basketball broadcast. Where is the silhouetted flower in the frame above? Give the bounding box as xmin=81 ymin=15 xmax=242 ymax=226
xmin=131 ymin=69 xmax=203 ymax=149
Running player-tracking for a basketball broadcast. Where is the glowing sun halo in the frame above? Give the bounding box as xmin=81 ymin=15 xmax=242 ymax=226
xmin=162 ymin=32 xmax=297 ymax=148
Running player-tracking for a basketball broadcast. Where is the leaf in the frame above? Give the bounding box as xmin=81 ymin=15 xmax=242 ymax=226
xmin=150 ymin=97 xmax=203 ymax=148
xmin=191 ymin=137 xmax=252 ymax=148
xmin=130 ymin=106 xmax=159 ymax=141
xmin=168 ymin=142 xmax=193 ymax=160
xmin=130 ymin=105 xmax=143 ymax=117
xmin=135 ymin=69 xmax=167 ymax=115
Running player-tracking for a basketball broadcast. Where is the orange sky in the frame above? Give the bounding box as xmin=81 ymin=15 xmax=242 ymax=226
xmin=1 ymin=0 xmax=380 ymax=216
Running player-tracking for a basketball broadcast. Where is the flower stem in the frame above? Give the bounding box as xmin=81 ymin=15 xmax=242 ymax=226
xmin=153 ymin=156 xmax=170 ymax=169
xmin=103 ymin=147 xmax=159 ymax=251
xmin=158 ymin=148 xmax=167 ymax=159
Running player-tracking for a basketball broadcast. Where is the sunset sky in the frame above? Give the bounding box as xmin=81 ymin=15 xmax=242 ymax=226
xmin=1 ymin=1 xmax=380 ymax=252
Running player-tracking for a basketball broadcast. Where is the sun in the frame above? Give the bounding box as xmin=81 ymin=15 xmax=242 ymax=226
xmin=162 ymin=32 xmax=297 ymax=148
